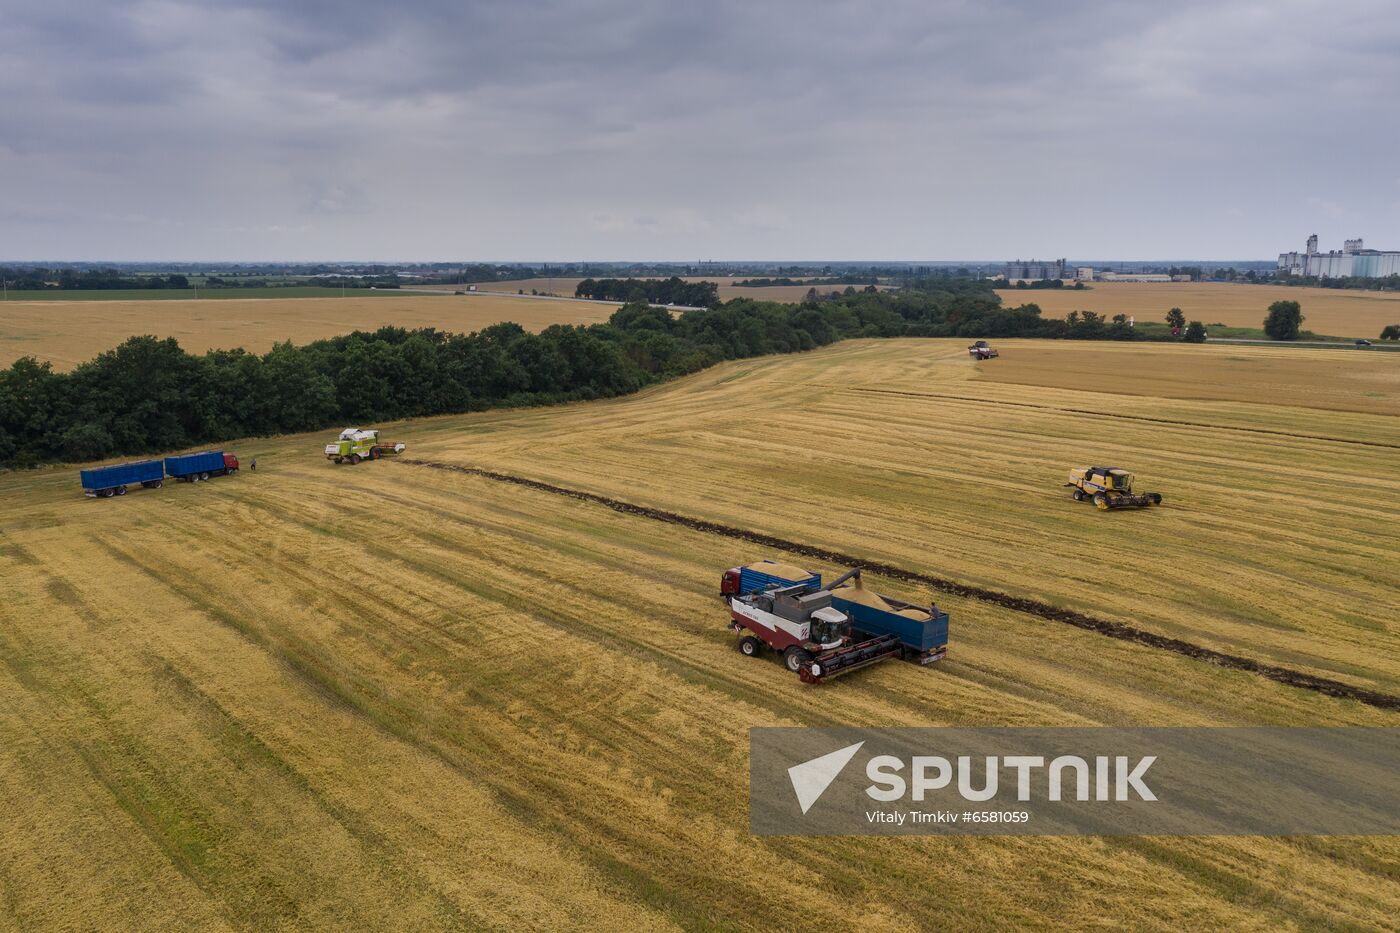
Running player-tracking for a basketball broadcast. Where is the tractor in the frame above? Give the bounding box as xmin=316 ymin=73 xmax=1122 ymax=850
xmin=1065 ymin=466 xmax=1162 ymax=510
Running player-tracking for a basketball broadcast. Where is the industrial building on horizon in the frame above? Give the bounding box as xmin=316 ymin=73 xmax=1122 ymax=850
xmin=1002 ymin=258 xmax=1066 ymax=280
xmin=1278 ymin=235 xmax=1400 ymax=279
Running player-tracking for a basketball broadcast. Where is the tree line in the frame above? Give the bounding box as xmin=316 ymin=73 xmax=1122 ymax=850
xmin=2 ymin=280 xmax=1184 ymax=466
xmin=574 ymin=277 xmax=721 ymax=307
xmin=1 ymin=267 xmax=191 ymax=290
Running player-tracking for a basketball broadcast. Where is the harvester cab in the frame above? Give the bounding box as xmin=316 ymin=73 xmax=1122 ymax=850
xmin=1066 ymin=466 xmax=1162 ymax=510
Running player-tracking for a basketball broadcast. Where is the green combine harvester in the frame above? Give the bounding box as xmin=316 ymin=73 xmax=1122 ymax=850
xmin=324 ymin=428 xmax=406 ymax=465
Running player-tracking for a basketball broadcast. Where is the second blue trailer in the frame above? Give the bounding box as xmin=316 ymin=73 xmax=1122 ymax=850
xmin=79 ymin=460 xmax=165 ymax=498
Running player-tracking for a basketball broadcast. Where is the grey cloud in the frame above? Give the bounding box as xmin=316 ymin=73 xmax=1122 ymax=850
xmin=1 ymin=0 xmax=1397 ymax=260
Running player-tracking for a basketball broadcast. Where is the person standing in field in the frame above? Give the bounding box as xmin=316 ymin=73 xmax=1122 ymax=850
xmin=251 ymin=458 xmax=257 ymax=472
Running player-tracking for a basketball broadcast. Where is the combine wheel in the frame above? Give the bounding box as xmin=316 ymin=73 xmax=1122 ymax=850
xmin=784 ymin=646 xmax=812 ymax=673
xmin=370 ymin=447 xmax=381 ymax=460
xmin=1072 ymin=489 xmax=1085 ymax=501
xmin=1092 ymin=493 xmax=1108 ymax=510
xmin=737 ymin=636 xmax=761 ymax=657
xmin=349 ymin=453 xmax=361 ymax=465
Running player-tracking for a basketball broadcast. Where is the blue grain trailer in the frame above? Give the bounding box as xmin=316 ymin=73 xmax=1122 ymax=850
xmin=830 ymin=578 xmax=949 ymax=664
xmin=720 ymin=559 xmax=822 ymax=598
xmin=79 ymin=460 xmax=165 ymax=498
xmin=164 ymin=450 xmax=239 ymax=482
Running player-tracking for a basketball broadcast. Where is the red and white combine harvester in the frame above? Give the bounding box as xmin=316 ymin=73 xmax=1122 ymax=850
xmin=968 ymin=340 xmax=999 ymax=360
xmin=720 ymin=559 xmax=949 ymax=684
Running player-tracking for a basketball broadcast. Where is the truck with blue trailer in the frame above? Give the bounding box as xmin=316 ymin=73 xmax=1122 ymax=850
xmin=79 ymin=460 xmax=165 ymax=498
xmin=164 ymin=450 xmax=239 ymax=483
xmin=720 ymin=559 xmax=949 ymax=683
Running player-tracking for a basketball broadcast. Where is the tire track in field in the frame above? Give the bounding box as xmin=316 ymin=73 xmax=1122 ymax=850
xmin=807 ymin=384 xmax=1400 ymax=450
xmin=400 ymin=458 xmax=1400 ymax=712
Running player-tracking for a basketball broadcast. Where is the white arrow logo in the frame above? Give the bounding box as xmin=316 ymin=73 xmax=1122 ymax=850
xmin=787 ymin=741 xmax=864 ymax=814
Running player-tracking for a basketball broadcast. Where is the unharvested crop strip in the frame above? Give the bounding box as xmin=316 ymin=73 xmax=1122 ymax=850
xmin=401 ymin=458 xmax=1400 ymax=712
xmin=809 ymin=384 xmax=1400 ymax=450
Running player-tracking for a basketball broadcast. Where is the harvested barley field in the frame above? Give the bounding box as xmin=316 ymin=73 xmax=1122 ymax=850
xmin=0 ymin=293 xmax=619 ymax=370
xmin=1011 ymin=281 xmax=1400 ymax=338
xmin=2 ymin=339 xmax=1398 ymax=929
xmin=977 ymin=339 xmax=1400 ymax=415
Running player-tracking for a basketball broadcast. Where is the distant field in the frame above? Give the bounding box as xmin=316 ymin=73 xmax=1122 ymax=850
xmin=978 ymin=339 xmax=1400 ymax=415
xmin=0 ymin=287 xmax=393 ymax=301
xmin=1007 ymin=282 xmax=1400 ymax=338
xmin=437 ymin=277 xmax=892 ymax=303
xmin=0 ymin=294 xmax=619 ymax=369
xmin=3 ymin=338 xmax=1398 ymax=928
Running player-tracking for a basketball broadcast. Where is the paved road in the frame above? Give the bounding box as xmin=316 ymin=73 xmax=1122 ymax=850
xmin=1206 ymin=337 xmax=1397 ymax=351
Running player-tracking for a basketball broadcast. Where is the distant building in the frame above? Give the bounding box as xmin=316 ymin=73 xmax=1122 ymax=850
xmin=1075 ymin=267 xmax=1095 ymax=281
xmin=1278 ymin=235 xmax=1400 ymax=278
xmin=1098 ymin=272 xmax=1172 ymax=283
xmin=1003 ymin=258 xmax=1066 ymax=280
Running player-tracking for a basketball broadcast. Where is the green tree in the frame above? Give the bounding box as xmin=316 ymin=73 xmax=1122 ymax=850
xmin=1166 ymin=307 xmax=1186 ymax=330
xmin=1184 ymin=321 xmax=1207 ymax=343
xmin=1380 ymin=324 xmax=1400 ymax=340
xmin=1263 ymin=300 xmax=1304 ymax=340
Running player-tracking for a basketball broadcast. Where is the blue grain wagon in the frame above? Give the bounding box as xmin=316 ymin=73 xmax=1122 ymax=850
xmin=164 ymin=450 xmax=239 ymax=482
xmin=725 ymin=559 xmax=822 ymax=597
xmin=79 ymin=460 xmax=165 ymax=498
xmin=830 ymin=589 xmax=949 ymax=664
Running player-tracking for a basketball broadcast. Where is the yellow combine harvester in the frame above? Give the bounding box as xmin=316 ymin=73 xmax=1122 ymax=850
xmin=1065 ymin=466 xmax=1162 ymax=510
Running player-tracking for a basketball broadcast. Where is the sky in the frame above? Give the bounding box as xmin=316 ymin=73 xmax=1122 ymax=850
xmin=2 ymin=0 xmax=1398 ymax=262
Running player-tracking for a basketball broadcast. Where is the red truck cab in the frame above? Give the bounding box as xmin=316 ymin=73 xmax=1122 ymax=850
xmin=223 ymin=453 xmax=240 ymax=472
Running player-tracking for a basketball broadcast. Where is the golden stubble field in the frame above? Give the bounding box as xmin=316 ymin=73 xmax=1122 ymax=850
xmin=978 ymin=340 xmax=1400 ymax=414
xmin=2 ymin=339 xmax=1398 ymax=929
xmin=1013 ymin=281 xmax=1400 ymax=338
xmin=0 ymin=293 xmax=619 ymax=370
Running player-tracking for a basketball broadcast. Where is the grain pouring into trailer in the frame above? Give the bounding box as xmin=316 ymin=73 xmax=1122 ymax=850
xmin=720 ymin=559 xmax=949 ymax=683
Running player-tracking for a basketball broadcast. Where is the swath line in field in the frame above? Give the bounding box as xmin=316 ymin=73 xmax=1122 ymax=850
xmin=400 ymin=458 xmax=1400 ymax=713
xmin=808 ymin=384 xmax=1400 ymax=450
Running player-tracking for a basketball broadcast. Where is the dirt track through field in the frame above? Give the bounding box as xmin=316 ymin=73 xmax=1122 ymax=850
xmin=811 ymin=385 xmax=1400 ymax=450
xmin=399 ymin=459 xmax=1400 ymax=712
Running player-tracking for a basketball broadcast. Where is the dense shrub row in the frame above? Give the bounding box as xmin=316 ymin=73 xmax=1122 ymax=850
xmin=574 ymin=276 xmax=721 ymax=307
xmin=0 ymin=282 xmax=1154 ymax=465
